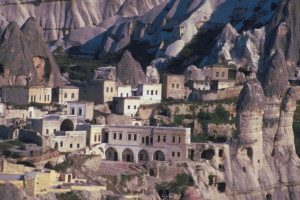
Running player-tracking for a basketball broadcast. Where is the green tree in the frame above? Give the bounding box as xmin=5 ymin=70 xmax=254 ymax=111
xmin=170 ymin=173 xmax=194 ymax=199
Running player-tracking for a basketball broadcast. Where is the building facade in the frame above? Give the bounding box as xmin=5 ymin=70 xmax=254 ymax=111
xmin=101 ymin=125 xmax=191 ymax=163
xmin=67 ymin=101 xmax=94 ymax=122
xmin=117 ymin=85 xmax=132 ymax=97
xmin=114 ymin=97 xmax=141 ymax=117
xmin=53 ymin=86 xmax=79 ymax=105
xmin=162 ymin=75 xmax=186 ymax=99
xmin=28 ymin=86 xmax=52 ymax=104
xmin=137 ymin=84 xmax=162 ymax=104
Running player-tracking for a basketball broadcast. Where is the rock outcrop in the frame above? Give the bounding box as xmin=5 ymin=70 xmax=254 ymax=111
xmin=116 ymin=50 xmax=147 ymax=87
xmin=146 ymin=65 xmax=160 ymax=84
xmin=0 ymin=18 xmax=65 ymax=87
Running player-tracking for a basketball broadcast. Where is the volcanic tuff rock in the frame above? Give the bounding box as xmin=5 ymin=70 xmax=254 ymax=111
xmin=21 ymin=17 xmax=66 ymax=87
xmin=146 ymin=65 xmax=160 ymax=84
xmin=0 ymin=18 xmax=65 ymax=87
xmin=116 ymin=50 xmax=147 ymax=87
xmin=264 ymin=0 xmax=300 ymax=77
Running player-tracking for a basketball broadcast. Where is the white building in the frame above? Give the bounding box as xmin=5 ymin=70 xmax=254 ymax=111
xmin=114 ymin=97 xmax=141 ymax=117
xmin=137 ymin=84 xmax=162 ymax=105
xmin=53 ymin=86 xmax=80 ymax=105
xmin=117 ymin=85 xmax=132 ymax=97
xmin=67 ymin=101 xmax=94 ymax=122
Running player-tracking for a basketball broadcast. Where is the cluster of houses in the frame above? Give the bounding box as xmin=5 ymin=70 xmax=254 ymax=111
xmin=0 ymin=65 xmax=238 ymax=163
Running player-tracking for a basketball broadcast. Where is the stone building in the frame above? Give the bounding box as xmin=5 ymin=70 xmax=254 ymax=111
xmin=28 ymin=86 xmax=52 ymax=104
xmin=162 ymin=75 xmax=186 ymax=99
xmin=137 ymin=83 xmax=162 ymax=104
xmin=2 ymin=86 xmax=52 ymax=105
xmin=20 ymin=115 xmax=86 ymax=152
xmin=67 ymin=101 xmax=94 ymax=122
xmin=100 ymin=125 xmax=191 ymax=162
xmin=114 ymin=97 xmax=141 ymax=117
xmin=101 ymin=80 xmax=117 ymax=103
xmin=117 ymin=85 xmax=132 ymax=97
xmin=52 ymin=86 xmax=79 ymax=105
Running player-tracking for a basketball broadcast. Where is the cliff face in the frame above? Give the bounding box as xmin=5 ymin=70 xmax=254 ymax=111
xmin=0 ymin=0 xmax=165 ymax=41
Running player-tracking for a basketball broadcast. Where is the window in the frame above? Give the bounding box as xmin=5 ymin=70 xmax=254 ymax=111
xmin=172 ymin=136 xmax=175 ymax=143
xmin=177 ymin=84 xmax=179 ymax=88
xmin=94 ymin=135 xmax=97 ymax=142
xmin=172 ymin=152 xmax=175 ymax=157
xmin=155 ymin=90 xmax=158 ymax=95
xmin=219 ymin=149 xmax=223 ymax=157
xmin=150 ymin=137 xmax=153 ymax=145
xmin=106 ymin=87 xmax=109 ymax=92
xmin=113 ymin=133 xmax=117 ymax=139
xmin=34 ymin=96 xmax=36 ymax=102
xmin=128 ymin=134 xmax=131 ymax=140
xmin=157 ymin=136 xmax=160 ymax=142
xmin=147 ymin=90 xmax=149 ymax=95
xmin=216 ymin=72 xmax=219 ymax=77
xmin=172 ymin=84 xmax=174 ymax=88
xmin=128 ymin=105 xmax=130 ymax=109
xmin=119 ymin=133 xmax=122 ymax=140
xmin=108 ymin=152 xmax=111 ymax=158
xmin=134 ymin=105 xmax=136 ymax=109
xmin=44 ymin=95 xmax=46 ymax=101
xmin=134 ymin=134 xmax=137 ymax=141
xmin=221 ymin=72 xmax=225 ymax=77
xmin=98 ymin=135 xmax=101 ymax=142
xmin=60 ymin=141 xmax=63 ymax=147
xmin=142 ymin=137 xmax=145 ymax=143
xmin=47 ymin=95 xmax=49 ymax=102
xmin=64 ymin=93 xmax=67 ymax=98
xmin=111 ymin=87 xmax=113 ymax=92
xmin=77 ymin=144 xmax=80 ymax=148
xmin=146 ymin=136 xmax=149 ymax=145
xmin=71 ymin=108 xmax=75 ymax=115
xmin=78 ymin=108 xmax=82 ymax=116
xmin=71 ymin=93 xmax=75 ymax=98
xmin=54 ymin=129 xmax=56 ymax=133
xmin=177 ymin=152 xmax=180 ymax=157
xmin=126 ymin=93 xmax=129 ymax=97
xmin=163 ymin=136 xmax=166 ymax=142
xmin=151 ymin=90 xmax=153 ymax=95
xmin=70 ymin=144 xmax=73 ymax=148
xmin=46 ymin=129 xmax=49 ymax=134
xmin=39 ymin=95 xmax=41 ymax=101
xmin=178 ymin=137 xmax=181 ymax=143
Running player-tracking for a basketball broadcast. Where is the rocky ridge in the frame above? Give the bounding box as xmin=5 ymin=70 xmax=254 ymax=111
xmin=0 ymin=17 xmax=65 ymax=87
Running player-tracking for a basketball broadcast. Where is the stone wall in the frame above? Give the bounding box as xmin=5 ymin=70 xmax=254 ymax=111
xmin=189 ymin=86 xmax=243 ymax=101
xmin=2 ymin=87 xmax=29 ymax=105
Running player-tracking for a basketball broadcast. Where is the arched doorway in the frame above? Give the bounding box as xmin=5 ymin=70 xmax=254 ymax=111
xmin=153 ymin=150 xmax=165 ymax=161
xmin=122 ymin=148 xmax=134 ymax=162
xmin=138 ymin=150 xmax=149 ymax=162
xmin=60 ymin=119 xmax=74 ymax=131
xmin=105 ymin=147 xmax=118 ymax=161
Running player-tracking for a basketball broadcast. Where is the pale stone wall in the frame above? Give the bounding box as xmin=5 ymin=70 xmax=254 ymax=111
xmin=2 ymin=87 xmax=29 ymax=105
xmin=67 ymin=101 xmax=94 ymax=121
xmin=50 ymin=131 xmax=86 ymax=152
xmin=0 ymin=159 xmax=34 ymax=174
xmin=103 ymin=80 xmax=117 ymax=103
xmin=217 ymin=80 xmax=236 ymax=89
xmin=117 ymin=85 xmax=132 ymax=97
xmin=189 ymin=86 xmax=243 ymax=101
xmin=162 ymin=75 xmax=185 ymax=99
xmin=6 ymin=107 xmax=47 ymax=120
xmin=137 ymin=83 xmax=162 ymax=104
xmin=114 ymin=97 xmax=141 ymax=117
xmin=102 ymin=125 xmax=190 ymax=162
xmin=56 ymin=87 xmax=79 ymax=105
xmin=28 ymin=86 xmax=52 ymax=104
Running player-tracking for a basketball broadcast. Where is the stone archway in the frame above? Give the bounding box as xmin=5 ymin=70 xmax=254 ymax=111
xmin=153 ymin=150 xmax=165 ymax=161
xmin=138 ymin=149 xmax=149 ymax=162
xmin=105 ymin=147 xmax=118 ymax=161
xmin=60 ymin=119 xmax=74 ymax=131
xmin=122 ymin=148 xmax=134 ymax=162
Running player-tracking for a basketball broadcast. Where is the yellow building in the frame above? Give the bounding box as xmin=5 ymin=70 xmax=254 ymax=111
xmin=28 ymin=86 xmax=52 ymax=104
xmin=53 ymin=86 xmax=80 ymax=105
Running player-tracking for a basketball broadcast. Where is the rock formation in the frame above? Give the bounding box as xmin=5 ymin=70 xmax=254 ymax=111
xmin=116 ymin=50 xmax=147 ymax=87
xmin=0 ymin=18 xmax=65 ymax=87
xmin=146 ymin=65 xmax=160 ymax=84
